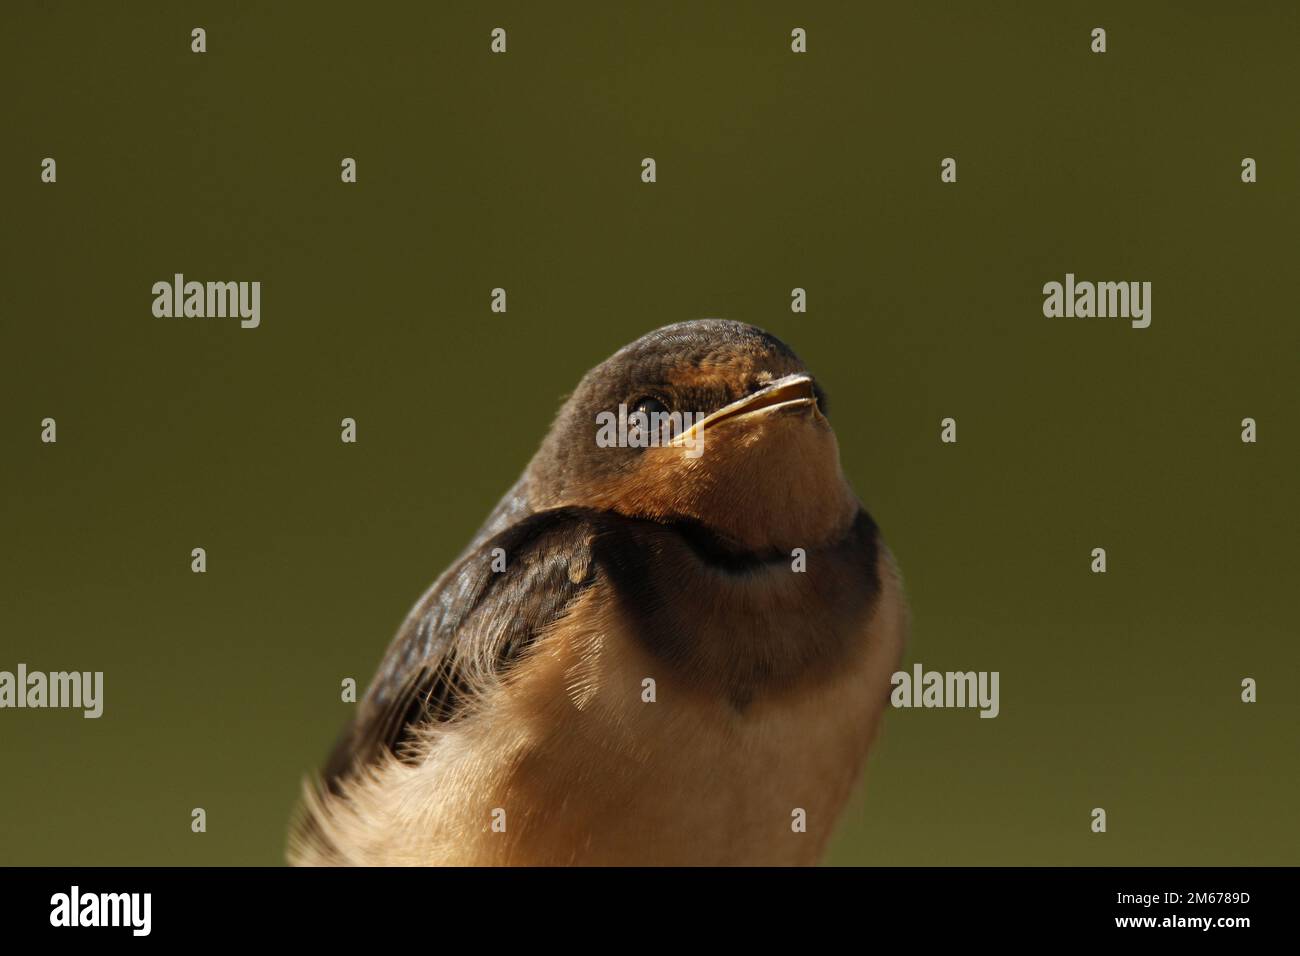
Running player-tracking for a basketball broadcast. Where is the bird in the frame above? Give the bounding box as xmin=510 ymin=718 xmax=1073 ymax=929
xmin=288 ymin=319 xmax=907 ymax=866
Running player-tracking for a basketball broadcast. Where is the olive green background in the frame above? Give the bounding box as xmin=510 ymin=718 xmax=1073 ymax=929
xmin=2 ymin=2 xmax=1296 ymax=866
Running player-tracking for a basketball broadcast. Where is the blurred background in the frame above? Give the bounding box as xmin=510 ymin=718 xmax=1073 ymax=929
xmin=1 ymin=1 xmax=1296 ymax=865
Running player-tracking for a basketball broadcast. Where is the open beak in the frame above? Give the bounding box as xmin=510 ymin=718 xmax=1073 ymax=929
xmin=670 ymin=374 xmax=818 ymax=447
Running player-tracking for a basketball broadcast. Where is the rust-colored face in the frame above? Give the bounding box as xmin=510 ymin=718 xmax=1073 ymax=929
xmin=528 ymin=321 xmax=859 ymax=553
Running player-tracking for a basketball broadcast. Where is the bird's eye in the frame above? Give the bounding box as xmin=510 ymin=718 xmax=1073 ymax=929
xmin=632 ymin=396 xmax=668 ymax=417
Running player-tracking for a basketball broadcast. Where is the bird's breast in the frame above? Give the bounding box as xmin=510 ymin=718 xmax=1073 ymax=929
xmin=402 ymin=542 xmax=906 ymax=865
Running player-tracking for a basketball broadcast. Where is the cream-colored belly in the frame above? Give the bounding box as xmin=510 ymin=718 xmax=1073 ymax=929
xmin=295 ymin=555 xmax=905 ymax=866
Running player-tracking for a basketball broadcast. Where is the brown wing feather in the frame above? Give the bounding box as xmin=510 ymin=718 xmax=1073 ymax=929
xmin=322 ymin=507 xmax=605 ymax=788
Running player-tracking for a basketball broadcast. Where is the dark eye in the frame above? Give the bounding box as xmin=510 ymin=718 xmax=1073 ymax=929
xmin=632 ymin=395 xmax=668 ymax=416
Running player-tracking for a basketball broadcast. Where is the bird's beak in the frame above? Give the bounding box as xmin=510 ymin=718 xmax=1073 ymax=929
xmin=670 ymin=374 xmax=818 ymax=448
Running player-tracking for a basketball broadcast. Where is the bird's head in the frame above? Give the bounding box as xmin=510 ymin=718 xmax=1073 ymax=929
xmin=528 ymin=320 xmax=859 ymax=554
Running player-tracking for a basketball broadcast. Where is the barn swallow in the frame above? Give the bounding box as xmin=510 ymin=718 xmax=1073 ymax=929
xmin=289 ymin=319 xmax=907 ymax=866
